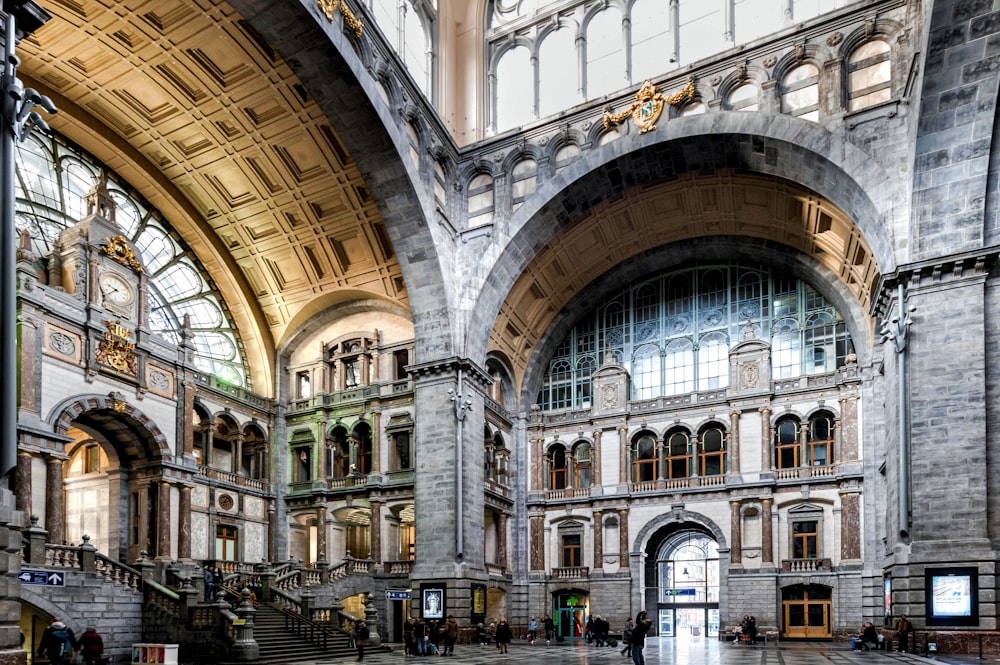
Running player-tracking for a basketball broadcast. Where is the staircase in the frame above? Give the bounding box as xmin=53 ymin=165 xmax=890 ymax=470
xmin=253 ymin=602 xmax=356 ymax=663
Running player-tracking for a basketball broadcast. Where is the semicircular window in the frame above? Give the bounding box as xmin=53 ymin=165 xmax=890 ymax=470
xmin=13 ymin=130 xmax=249 ymax=389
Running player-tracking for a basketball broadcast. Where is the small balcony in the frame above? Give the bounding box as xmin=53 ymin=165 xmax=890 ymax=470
xmin=781 ymin=558 xmax=832 ymax=573
xmin=551 ymin=566 xmax=589 ymax=580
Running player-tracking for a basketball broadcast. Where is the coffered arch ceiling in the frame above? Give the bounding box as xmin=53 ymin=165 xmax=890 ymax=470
xmin=16 ymin=0 xmax=408 ymax=396
xmin=489 ymin=170 xmax=879 ymax=392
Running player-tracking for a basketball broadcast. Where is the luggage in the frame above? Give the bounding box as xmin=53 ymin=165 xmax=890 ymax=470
xmin=607 ymin=638 xmax=618 ymax=648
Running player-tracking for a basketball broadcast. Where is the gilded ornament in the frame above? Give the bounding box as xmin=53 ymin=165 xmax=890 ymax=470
xmin=102 ymin=235 xmax=143 ymax=272
xmin=96 ymin=319 xmax=137 ymax=377
xmin=114 ymin=400 xmax=126 ymax=413
xmin=603 ymin=79 xmax=695 ymax=134
xmin=318 ymin=0 xmax=363 ymax=37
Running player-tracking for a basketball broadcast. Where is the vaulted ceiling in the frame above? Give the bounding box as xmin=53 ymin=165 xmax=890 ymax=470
xmin=16 ymin=0 xmax=407 ymax=394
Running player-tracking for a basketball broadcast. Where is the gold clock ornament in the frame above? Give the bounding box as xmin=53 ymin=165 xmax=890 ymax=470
xmin=99 ymin=273 xmax=133 ymax=306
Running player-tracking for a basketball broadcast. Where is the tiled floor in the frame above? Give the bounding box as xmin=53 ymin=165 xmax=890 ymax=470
xmin=301 ymin=638 xmax=995 ymax=665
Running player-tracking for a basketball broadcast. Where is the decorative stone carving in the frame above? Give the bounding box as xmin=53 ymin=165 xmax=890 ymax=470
xmin=49 ymin=331 xmax=76 ymax=356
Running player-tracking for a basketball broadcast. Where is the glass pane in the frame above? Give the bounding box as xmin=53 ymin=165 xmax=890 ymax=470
xmin=539 ymin=27 xmax=580 ymax=117
xmin=678 ymin=0 xmax=726 ymax=66
xmin=788 ymin=604 xmax=805 ymax=627
xmin=496 ymin=46 xmax=534 ymax=130
xmin=586 ymin=7 xmax=626 ymax=99
xmin=808 ymin=604 xmax=826 ymax=626
xmin=631 ymin=0 xmax=675 ymax=82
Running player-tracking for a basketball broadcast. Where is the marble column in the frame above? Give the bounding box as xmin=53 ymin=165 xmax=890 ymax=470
xmin=840 ymin=490 xmax=861 ymax=560
xmin=268 ymin=503 xmax=276 ymax=561
xmin=839 ymin=395 xmax=859 ymax=462
xmin=204 ymin=425 xmax=214 ymax=467
xmin=317 ymin=505 xmax=328 ymax=562
xmin=592 ymin=430 xmax=602 ymax=486
xmin=372 ymin=410 xmax=382 ymax=473
xmin=15 ymin=451 xmax=31 ymax=516
xmin=178 ymin=484 xmax=192 ymax=560
xmin=370 ymin=502 xmax=382 ymax=564
xmin=498 ymin=513 xmax=508 ymax=571
xmin=759 ymin=407 xmax=772 ymax=470
xmin=618 ymin=427 xmax=628 ymax=484
xmin=728 ymin=410 xmax=741 ymax=474
xmin=137 ymin=485 xmax=150 ymax=556
xmin=181 ymin=379 xmax=195 ymax=456
xmin=530 ymin=515 xmax=545 ymax=570
xmin=234 ymin=432 xmax=243 ymax=475
xmin=156 ymin=480 xmax=171 ymax=559
xmin=799 ymin=422 xmax=809 ymax=468
xmin=593 ymin=510 xmax=603 ymax=568
xmin=656 ymin=437 xmax=665 ymax=481
xmin=761 ymin=497 xmax=773 ymax=564
xmin=44 ymin=456 xmax=64 ymax=545
xmin=729 ymin=500 xmax=742 ymax=566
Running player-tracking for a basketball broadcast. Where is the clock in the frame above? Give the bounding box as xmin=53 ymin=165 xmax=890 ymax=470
xmin=99 ymin=273 xmax=133 ymax=306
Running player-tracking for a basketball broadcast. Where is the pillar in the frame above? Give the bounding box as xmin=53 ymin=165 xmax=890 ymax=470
xmin=178 ymin=484 xmax=192 ymax=560
xmin=592 ymin=430 xmax=602 ymax=486
xmin=15 ymin=450 xmax=30 ymax=515
xmin=729 ymin=500 xmax=742 ymax=566
xmin=728 ymin=410 xmax=740 ymax=474
xmin=530 ymin=514 xmax=545 ymax=571
xmin=530 ymin=433 xmax=543 ymax=491
xmin=799 ymin=422 xmax=808 ymax=468
xmin=840 ymin=489 xmax=861 ymax=561
xmin=618 ymin=508 xmax=629 ymax=557
xmin=156 ymin=480 xmax=171 ymax=559
xmin=234 ymin=432 xmax=243 ymax=475
xmin=656 ymin=436 xmax=665 ymax=481
xmin=204 ymin=425 xmax=214 ymax=467
xmin=181 ymin=379 xmax=195 ymax=456
xmin=839 ymin=395 xmax=859 ymax=462
xmin=761 ymin=497 xmax=773 ymax=565
xmin=497 ymin=513 xmax=508 ymax=571
xmin=370 ymin=501 xmax=382 ymax=564
xmin=618 ymin=426 xmax=628 ymax=484
xmin=317 ymin=505 xmax=328 ymax=563
xmin=759 ymin=407 xmax=772 ymax=470
xmin=372 ymin=410 xmax=382 ymax=473
xmin=593 ymin=510 xmax=603 ymax=568
xmin=44 ymin=456 xmax=64 ymax=544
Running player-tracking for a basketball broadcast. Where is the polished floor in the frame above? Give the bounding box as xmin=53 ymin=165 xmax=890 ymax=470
xmin=306 ymin=638 xmax=996 ymax=665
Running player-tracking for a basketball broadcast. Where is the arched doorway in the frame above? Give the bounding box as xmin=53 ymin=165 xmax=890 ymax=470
xmin=782 ymin=584 xmax=832 ymax=639
xmin=653 ymin=531 xmax=720 ymax=641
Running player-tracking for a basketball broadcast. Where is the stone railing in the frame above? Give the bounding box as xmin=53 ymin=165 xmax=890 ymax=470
xmin=551 ymin=566 xmax=589 ymax=579
xmin=275 ymin=568 xmax=303 ymax=591
xmin=384 ymin=559 xmax=413 ymax=575
xmin=95 ymin=552 xmax=144 ymax=590
xmin=328 ymin=475 xmax=370 ymax=490
xmin=24 ymin=529 xmax=147 ymax=592
xmin=485 ymin=479 xmax=512 ymax=498
xmin=629 ymin=481 xmax=658 ymax=493
xmin=328 ymin=555 xmax=372 ymax=580
xmin=198 ymin=466 xmax=270 ymax=492
xmin=486 ymin=562 xmax=507 ymax=576
xmin=701 ymin=474 xmax=726 ymax=487
xmin=145 ymin=580 xmax=183 ymax=619
xmin=384 ymin=469 xmax=414 ymax=485
xmin=781 ymin=558 xmax=832 ymax=572
xmin=666 ymin=478 xmax=690 ymax=490
xmin=544 ymin=487 xmax=590 ymax=500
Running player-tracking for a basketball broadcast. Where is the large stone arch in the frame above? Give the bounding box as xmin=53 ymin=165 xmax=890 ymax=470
xmin=229 ymin=0 xmax=458 ymax=362
xmin=49 ymin=395 xmax=170 ymax=462
xmin=632 ymin=508 xmax=728 ymax=556
xmin=469 ymin=113 xmax=904 ymax=376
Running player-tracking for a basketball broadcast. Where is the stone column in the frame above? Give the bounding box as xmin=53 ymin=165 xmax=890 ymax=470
xmin=618 ymin=426 xmax=628 ymax=484
xmin=317 ymin=505 xmax=328 ymax=563
xmin=759 ymin=407 xmax=772 ymax=471
xmin=267 ymin=503 xmax=276 ymax=561
xmin=15 ymin=451 xmax=31 ymax=516
xmin=761 ymin=497 xmax=773 ymax=565
xmin=729 ymin=500 xmax=742 ymax=566
xmin=728 ymin=410 xmax=741 ymax=474
xmin=372 ymin=410 xmax=382 ymax=473
xmin=618 ymin=508 xmax=629 ymax=557
xmin=178 ymin=484 xmax=192 ymax=561
xmin=181 ymin=379 xmax=195 ymax=456
xmin=530 ymin=514 xmax=545 ymax=570
xmin=690 ymin=437 xmax=700 ymax=478
xmin=157 ymin=480 xmax=171 ymax=559
xmin=137 ymin=484 xmax=150 ymax=556
xmin=497 ymin=513 xmax=508 ymax=571
xmin=798 ymin=422 xmax=808 ymax=468
xmin=592 ymin=430 xmax=602 ymax=486
xmin=840 ymin=489 xmax=861 ymax=561
xmin=530 ymin=434 xmax=543 ymax=491
xmin=656 ymin=436 xmax=665 ymax=480
xmin=839 ymin=395 xmax=859 ymax=462
xmin=19 ymin=313 xmax=39 ymax=412
xmin=370 ymin=502 xmax=382 ymax=564
xmin=204 ymin=425 xmax=214 ymax=467
xmin=44 ymin=456 xmax=64 ymax=545
xmin=234 ymin=432 xmax=243 ymax=475
xmin=593 ymin=510 xmax=603 ymax=568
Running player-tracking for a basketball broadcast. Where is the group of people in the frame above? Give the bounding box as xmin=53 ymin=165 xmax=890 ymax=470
xmin=202 ymin=564 xmax=225 ymax=602
xmin=38 ymin=618 xmax=104 ymax=665
xmin=852 ymin=614 xmax=913 ymax=652
xmin=734 ymin=614 xmax=758 ymax=644
xmin=403 ymin=615 xmax=460 ymax=656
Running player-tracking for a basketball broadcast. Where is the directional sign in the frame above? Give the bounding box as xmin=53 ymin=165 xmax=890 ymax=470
xmin=386 ymin=590 xmax=411 ymax=600
xmin=18 ymin=569 xmax=64 ymax=586
xmin=664 ymin=588 xmax=696 ymax=597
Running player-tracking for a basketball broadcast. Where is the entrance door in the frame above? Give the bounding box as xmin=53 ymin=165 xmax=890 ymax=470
xmin=553 ymin=591 xmax=588 ymax=639
xmin=782 ymin=585 xmax=832 ymax=638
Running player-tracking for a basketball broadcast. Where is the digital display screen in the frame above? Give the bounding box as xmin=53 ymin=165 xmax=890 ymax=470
xmin=925 ymin=567 xmax=978 ymax=626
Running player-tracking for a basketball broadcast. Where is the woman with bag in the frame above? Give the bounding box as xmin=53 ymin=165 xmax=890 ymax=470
xmin=78 ymin=625 xmax=105 ymax=665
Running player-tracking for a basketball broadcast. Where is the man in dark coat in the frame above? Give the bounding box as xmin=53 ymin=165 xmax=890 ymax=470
xmin=630 ymin=610 xmax=652 ymax=665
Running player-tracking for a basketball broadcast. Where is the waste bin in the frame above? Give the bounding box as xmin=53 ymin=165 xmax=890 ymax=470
xmin=131 ymin=643 xmax=178 ymax=664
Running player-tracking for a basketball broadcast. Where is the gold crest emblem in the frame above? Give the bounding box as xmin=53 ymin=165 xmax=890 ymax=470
xmin=603 ymin=78 xmax=696 ymax=134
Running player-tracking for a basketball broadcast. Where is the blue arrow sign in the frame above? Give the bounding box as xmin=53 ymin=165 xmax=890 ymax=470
xmin=18 ymin=569 xmax=62 ymax=586
xmin=386 ymin=590 xmax=411 ymax=600
xmin=664 ymin=588 xmax=696 ymax=597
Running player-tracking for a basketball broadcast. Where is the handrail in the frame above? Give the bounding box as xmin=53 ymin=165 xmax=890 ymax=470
xmin=266 ymin=600 xmax=349 ymax=650
xmin=145 ymin=580 xmax=183 ymax=619
xmin=95 ymin=552 xmax=144 ymax=591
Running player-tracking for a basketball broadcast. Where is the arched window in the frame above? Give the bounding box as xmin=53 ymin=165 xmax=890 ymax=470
xmin=511 ymin=158 xmax=537 ymax=212
xmin=585 ymin=6 xmax=625 ymax=99
xmin=354 ymin=423 xmax=373 ymax=475
xmin=495 ymin=45 xmax=534 ymax=131
xmin=727 ymin=82 xmax=759 ymax=111
xmin=549 ymin=444 xmax=568 ymax=489
xmin=847 ymin=40 xmax=891 ymax=112
xmin=666 ymin=429 xmax=692 ymax=479
xmin=539 ymin=26 xmax=579 ymax=117
xmin=573 ymin=441 xmax=592 ymax=488
xmin=633 ymin=343 xmax=661 ymax=399
xmin=369 ymin=0 xmax=436 ymax=100
xmin=698 ymin=332 xmax=729 ymax=390
xmin=700 ymin=424 xmax=727 ymax=476
xmin=632 ymin=434 xmax=658 ymax=482
xmin=657 ymin=531 xmax=720 ymax=604
xmin=329 ymin=426 xmax=351 ymax=479
xmin=782 ymin=63 xmax=820 ymax=121
xmin=15 ymin=131 xmax=248 ymax=387
xmin=808 ymin=413 xmax=835 ymax=466
xmin=467 ymin=172 xmax=495 ymax=228
xmin=775 ymin=418 xmax=801 ymax=469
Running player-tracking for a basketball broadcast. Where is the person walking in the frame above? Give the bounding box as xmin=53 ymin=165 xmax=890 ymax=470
xmin=543 ymin=615 xmax=554 ymax=645
xmin=895 ymin=614 xmax=913 ymax=652
xmin=443 ymin=615 xmax=458 ymax=656
xmin=354 ymin=620 xmax=370 ymax=661
xmin=495 ymin=617 xmax=513 ymax=654
xmin=527 ymin=616 xmax=538 ymax=645
xmin=78 ymin=625 xmax=104 ymax=665
xmin=620 ymin=618 xmax=634 ymax=658
xmin=203 ymin=565 xmax=215 ymax=601
xmin=630 ymin=610 xmax=652 ymax=665
xmin=38 ymin=617 xmax=76 ymax=665
xmin=404 ymin=616 xmax=415 ymax=656
xmin=413 ymin=617 xmax=427 ymax=656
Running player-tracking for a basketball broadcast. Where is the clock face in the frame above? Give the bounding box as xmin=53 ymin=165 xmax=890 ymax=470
xmin=100 ymin=274 xmax=133 ymax=306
